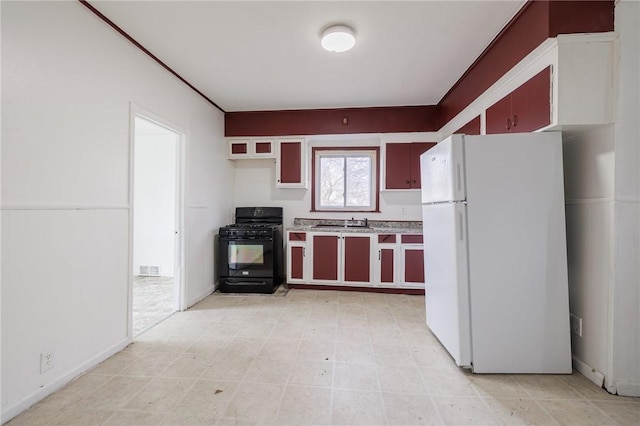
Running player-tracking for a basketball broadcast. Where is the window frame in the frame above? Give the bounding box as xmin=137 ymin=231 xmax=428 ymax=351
xmin=311 ymin=146 xmax=380 ymax=212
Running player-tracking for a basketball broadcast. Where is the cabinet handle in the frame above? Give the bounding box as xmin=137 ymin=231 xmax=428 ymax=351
xmin=412 ymin=180 xmax=416 ymax=183
xmin=303 ymin=247 xmax=305 ymax=257
xmin=406 ymin=180 xmax=410 ymax=184
xmin=512 ymin=114 xmax=518 ymax=127
xmin=378 ymin=250 xmax=381 ymax=261
xmin=506 ymin=118 xmax=512 ymax=130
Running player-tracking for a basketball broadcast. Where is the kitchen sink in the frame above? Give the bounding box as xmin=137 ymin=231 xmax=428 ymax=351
xmin=312 ymin=223 xmax=370 ymax=229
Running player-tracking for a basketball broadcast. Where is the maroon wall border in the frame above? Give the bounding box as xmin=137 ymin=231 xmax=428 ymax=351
xmin=548 ymin=1 xmax=615 ymax=37
xmin=225 ymin=106 xmax=438 ymax=137
xmin=287 ymin=283 xmax=425 ymax=295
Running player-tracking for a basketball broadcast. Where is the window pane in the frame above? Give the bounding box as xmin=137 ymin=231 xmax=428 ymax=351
xmin=345 ymin=156 xmax=371 ymax=207
xmin=320 ymin=156 xmax=344 ymax=207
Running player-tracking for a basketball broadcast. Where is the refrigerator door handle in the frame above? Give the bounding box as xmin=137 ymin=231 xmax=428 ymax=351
xmin=458 ymin=210 xmax=464 ymax=241
xmin=456 ymin=163 xmax=462 ymax=192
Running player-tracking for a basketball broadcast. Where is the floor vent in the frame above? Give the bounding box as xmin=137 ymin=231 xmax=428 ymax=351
xmin=139 ymin=265 xmax=161 ymax=276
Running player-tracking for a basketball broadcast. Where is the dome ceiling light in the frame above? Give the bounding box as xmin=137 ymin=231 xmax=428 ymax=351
xmin=321 ymin=25 xmax=356 ymax=53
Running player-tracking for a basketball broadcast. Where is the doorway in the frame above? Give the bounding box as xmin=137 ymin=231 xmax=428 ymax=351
xmin=131 ymin=112 xmax=184 ymax=336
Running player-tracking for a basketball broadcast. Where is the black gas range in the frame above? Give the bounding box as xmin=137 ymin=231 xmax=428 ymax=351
xmin=218 ymin=207 xmax=284 ymax=294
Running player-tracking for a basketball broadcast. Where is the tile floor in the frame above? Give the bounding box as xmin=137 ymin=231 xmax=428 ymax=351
xmin=133 ymin=276 xmax=175 ymax=337
xmin=7 ymin=289 xmax=640 ymax=425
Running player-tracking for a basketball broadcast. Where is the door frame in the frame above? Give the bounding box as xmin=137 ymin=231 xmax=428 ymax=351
xmin=128 ymin=103 xmax=187 ymax=339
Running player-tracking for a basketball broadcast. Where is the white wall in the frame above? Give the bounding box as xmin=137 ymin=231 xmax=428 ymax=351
xmin=133 ymin=120 xmax=178 ymax=277
xmin=563 ymin=125 xmax=614 ymax=379
xmin=610 ymin=0 xmax=640 ymax=396
xmin=0 ymin=1 xmax=234 ymax=421
xmin=562 ymin=1 xmax=640 ymax=396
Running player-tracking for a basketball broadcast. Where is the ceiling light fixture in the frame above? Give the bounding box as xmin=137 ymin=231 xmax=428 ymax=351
xmin=321 ymin=25 xmax=356 ymax=53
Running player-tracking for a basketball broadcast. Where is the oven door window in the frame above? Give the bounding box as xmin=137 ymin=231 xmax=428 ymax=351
xmin=225 ymin=240 xmax=274 ymax=277
xmin=230 ymin=244 xmax=264 ymax=265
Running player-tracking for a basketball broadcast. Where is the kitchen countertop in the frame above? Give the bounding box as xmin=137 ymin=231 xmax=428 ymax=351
xmin=287 ymin=218 xmax=422 ymax=234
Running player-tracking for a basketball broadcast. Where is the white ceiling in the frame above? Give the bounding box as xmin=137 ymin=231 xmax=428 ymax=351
xmin=92 ymin=1 xmax=526 ymax=112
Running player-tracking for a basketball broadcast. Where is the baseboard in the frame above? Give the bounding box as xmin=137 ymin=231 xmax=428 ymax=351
xmin=1 ymin=339 xmax=131 ymax=424
xmin=186 ymin=284 xmax=215 ymax=308
xmin=572 ymin=355 xmax=605 ymax=387
xmin=287 ymin=283 xmax=425 ymax=295
xmin=615 ymin=381 xmax=640 ymax=397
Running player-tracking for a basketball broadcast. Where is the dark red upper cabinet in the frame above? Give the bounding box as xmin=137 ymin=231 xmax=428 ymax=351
xmin=409 ymin=143 xmax=436 ymax=188
xmin=486 ymin=66 xmax=552 ymax=134
xmin=385 ymin=143 xmax=412 ymax=189
xmin=276 ymin=139 xmax=307 ymax=188
xmin=386 ymin=142 xmax=435 ymax=190
xmin=510 ymin=66 xmax=552 ymax=132
xmin=486 ymin=93 xmax=513 ymax=134
xmin=279 ymin=142 xmax=301 ymax=184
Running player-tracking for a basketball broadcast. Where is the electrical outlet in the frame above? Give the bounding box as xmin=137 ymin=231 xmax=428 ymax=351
xmin=570 ymin=314 xmax=582 ymax=337
xmin=40 ymin=351 xmax=54 ymax=373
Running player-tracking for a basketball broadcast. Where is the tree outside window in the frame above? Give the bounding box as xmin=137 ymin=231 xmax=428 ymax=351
xmin=313 ymin=148 xmax=378 ymax=212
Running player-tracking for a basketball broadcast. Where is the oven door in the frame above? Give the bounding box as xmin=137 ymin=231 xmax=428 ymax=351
xmin=219 ymin=237 xmax=275 ymax=278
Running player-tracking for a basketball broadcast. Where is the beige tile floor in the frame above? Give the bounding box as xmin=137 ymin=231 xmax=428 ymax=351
xmin=8 ymin=289 xmax=640 ymax=425
xmin=133 ymin=276 xmax=175 ymax=337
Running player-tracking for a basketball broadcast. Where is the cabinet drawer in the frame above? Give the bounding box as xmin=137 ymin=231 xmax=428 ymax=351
xmin=401 ymin=234 xmax=423 ymax=244
xmin=377 ymin=234 xmax=397 ymax=243
xmin=289 ymin=232 xmax=306 ymax=241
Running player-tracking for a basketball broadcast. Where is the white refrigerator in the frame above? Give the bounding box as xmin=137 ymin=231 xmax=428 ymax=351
xmin=420 ymin=132 xmax=572 ymax=374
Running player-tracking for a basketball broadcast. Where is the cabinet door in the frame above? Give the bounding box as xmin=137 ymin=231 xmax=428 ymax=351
xmin=276 ymin=139 xmax=307 ymax=188
xmin=511 ymin=66 xmax=551 ymax=133
xmin=379 ymin=248 xmax=395 ymax=284
xmin=385 ymin=143 xmax=411 ymax=189
xmin=287 ymin=232 xmax=307 ymax=283
xmin=400 ymin=234 xmax=425 ymax=288
xmin=287 ymin=244 xmax=307 ymax=282
xmin=290 ymin=246 xmax=304 ymax=280
xmin=486 ymin=93 xmax=513 ymax=135
xmin=252 ymin=138 xmax=276 ymax=158
xmin=311 ymin=233 xmax=340 ymax=282
xmin=410 ymin=143 xmax=436 ymax=189
xmin=402 ymin=246 xmax=425 ymax=287
xmin=228 ymin=139 xmax=251 ymax=159
xmin=343 ymin=234 xmax=371 ymax=284
xmin=374 ymin=234 xmax=397 ymax=287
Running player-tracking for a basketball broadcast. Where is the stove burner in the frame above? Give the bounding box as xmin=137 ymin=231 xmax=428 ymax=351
xmin=227 ymin=223 xmax=279 ymax=229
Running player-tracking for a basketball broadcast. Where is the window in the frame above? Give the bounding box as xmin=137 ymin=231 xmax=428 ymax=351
xmin=312 ymin=147 xmax=379 ymax=212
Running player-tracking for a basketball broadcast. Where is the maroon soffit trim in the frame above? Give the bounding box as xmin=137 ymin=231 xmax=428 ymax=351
xmin=548 ymin=1 xmax=615 ymax=37
xmin=225 ymin=105 xmax=438 ymax=137
xmin=78 ymin=0 xmax=226 ymax=114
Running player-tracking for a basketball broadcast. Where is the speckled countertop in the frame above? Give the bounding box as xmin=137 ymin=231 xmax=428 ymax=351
xmin=287 ymin=218 xmax=422 ymax=234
